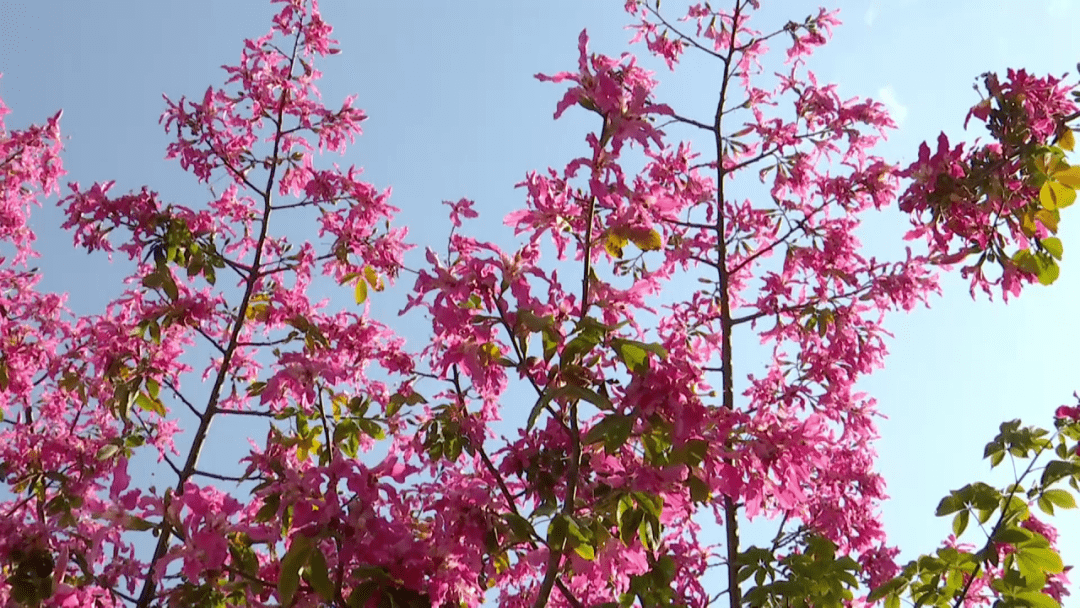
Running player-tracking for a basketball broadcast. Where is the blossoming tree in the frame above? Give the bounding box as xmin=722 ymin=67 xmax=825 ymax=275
xmin=1 ymin=1 xmax=1079 ymax=607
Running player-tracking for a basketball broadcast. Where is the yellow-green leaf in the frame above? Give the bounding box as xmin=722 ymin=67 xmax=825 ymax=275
xmin=1055 ymin=181 xmax=1077 ymax=208
xmin=1057 ymin=128 xmax=1076 ymax=152
xmin=1012 ymin=249 xmax=1040 ymax=274
xmin=363 ymin=265 xmax=384 ymax=291
xmin=135 ymin=392 xmax=166 ymax=417
xmin=605 ymin=233 xmax=627 ymax=258
xmin=573 ymin=543 xmax=595 ymax=560
xmin=1055 ymin=165 xmax=1080 ymax=188
xmin=1040 ymin=182 xmax=1058 ymax=210
xmin=1038 ymin=259 xmax=1060 ymax=285
xmin=1042 ymin=237 xmax=1064 ymax=261
xmin=1021 ymin=211 xmax=1038 ymax=237
xmin=480 ymin=342 xmax=502 ymax=361
xmin=1035 ymin=209 xmax=1060 ymax=233
xmin=96 ymin=443 xmax=120 ymax=461
xmin=354 ymin=277 xmax=368 ymax=305
xmin=628 ymin=228 xmax=663 ymax=251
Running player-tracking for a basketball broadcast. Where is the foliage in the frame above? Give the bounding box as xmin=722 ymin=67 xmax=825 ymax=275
xmin=0 ymin=0 xmax=1078 ymax=607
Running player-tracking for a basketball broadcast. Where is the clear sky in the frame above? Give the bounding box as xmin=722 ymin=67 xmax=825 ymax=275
xmin=2 ymin=0 xmax=1080 ymax=589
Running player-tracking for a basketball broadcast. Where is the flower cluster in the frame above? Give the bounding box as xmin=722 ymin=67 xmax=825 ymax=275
xmin=1 ymin=1 xmax=1077 ymax=607
xmin=899 ymin=69 xmax=1080 ymax=298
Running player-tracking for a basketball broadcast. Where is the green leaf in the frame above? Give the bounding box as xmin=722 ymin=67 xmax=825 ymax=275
xmin=145 ymin=378 xmax=160 ymax=399
xmin=867 ymin=576 xmax=908 ymax=602
xmin=515 ymin=309 xmax=550 ymax=333
xmin=1016 ymin=591 xmax=1063 ymax=608
xmin=632 ymin=492 xmax=664 ymax=520
xmin=687 ymin=475 xmax=710 ymax=503
xmin=616 ymin=494 xmax=634 ymax=525
xmin=935 ymin=494 xmax=964 ymax=516
xmin=994 ymin=526 xmax=1032 ymax=544
xmin=673 ymin=439 xmax=709 ymax=467
xmin=563 ymin=515 xmax=590 ymax=544
xmin=114 ymin=383 xmax=135 ymax=421
xmin=161 ymin=274 xmax=179 ymax=301
xmin=991 ymin=451 xmax=1006 ymax=467
xmin=147 ymin=320 xmax=161 ymax=344
xmin=528 ymin=383 xmax=614 ymax=430
xmin=357 ymin=419 xmax=385 ymax=440
xmin=1041 ymin=460 xmax=1080 ymax=486
xmin=1042 ymin=488 xmax=1077 ymax=509
xmin=584 ymin=413 xmax=634 ymax=454
xmin=525 ymin=392 xmax=550 ymax=431
xmin=642 ymin=431 xmax=669 ymax=464
xmin=533 ymin=500 xmax=557 ymax=519
xmin=573 ymin=543 xmax=595 ymax=560
xmin=1038 ymin=495 xmax=1056 ymax=516
xmin=542 ymin=329 xmax=559 ymax=362
xmin=1054 ymin=180 xmax=1078 ymax=208
xmin=611 ymin=338 xmax=667 ymax=374
xmin=737 ymin=563 xmax=757 ymax=584
xmin=96 ymin=443 xmax=120 ymax=461
xmin=547 ymin=514 xmax=568 ymax=550
xmin=1016 ymin=547 xmax=1064 ymax=575
xmin=347 ymin=581 xmax=380 ymax=608
xmin=562 ymin=334 xmax=601 ymax=364
xmin=638 ymin=514 xmax=661 ymax=551
xmin=307 ymin=546 xmax=334 ymax=601
xmin=611 ymin=339 xmax=649 ymax=374
xmin=333 ymin=419 xmax=359 ymax=445
xmin=655 ymin=555 xmax=677 ymax=584
xmin=984 ymin=439 xmax=1004 ymax=459
xmin=503 ymin=513 xmax=535 ymax=542
xmin=124 ymin=516 xmax=156 ymax=532
xmin=952 ymin=510 xmax=969 ymax=537
xmin=619 ymin=508 xmax=643 ymax=546
xmin=969 ymin=481 xmax=1001 ymax=510
xmin=278 ymin=537 xmax=313 ymax=607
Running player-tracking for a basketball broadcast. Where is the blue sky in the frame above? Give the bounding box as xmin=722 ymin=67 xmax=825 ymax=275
xmin=3 ymin=0 xmax=1080 ymax=591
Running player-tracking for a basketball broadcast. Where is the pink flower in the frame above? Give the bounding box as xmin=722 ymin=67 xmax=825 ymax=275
xmin=443 ymin=198 xmax=479 ymax=227
xmin=1055 ymin=405 xmax=1080 ymax=420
